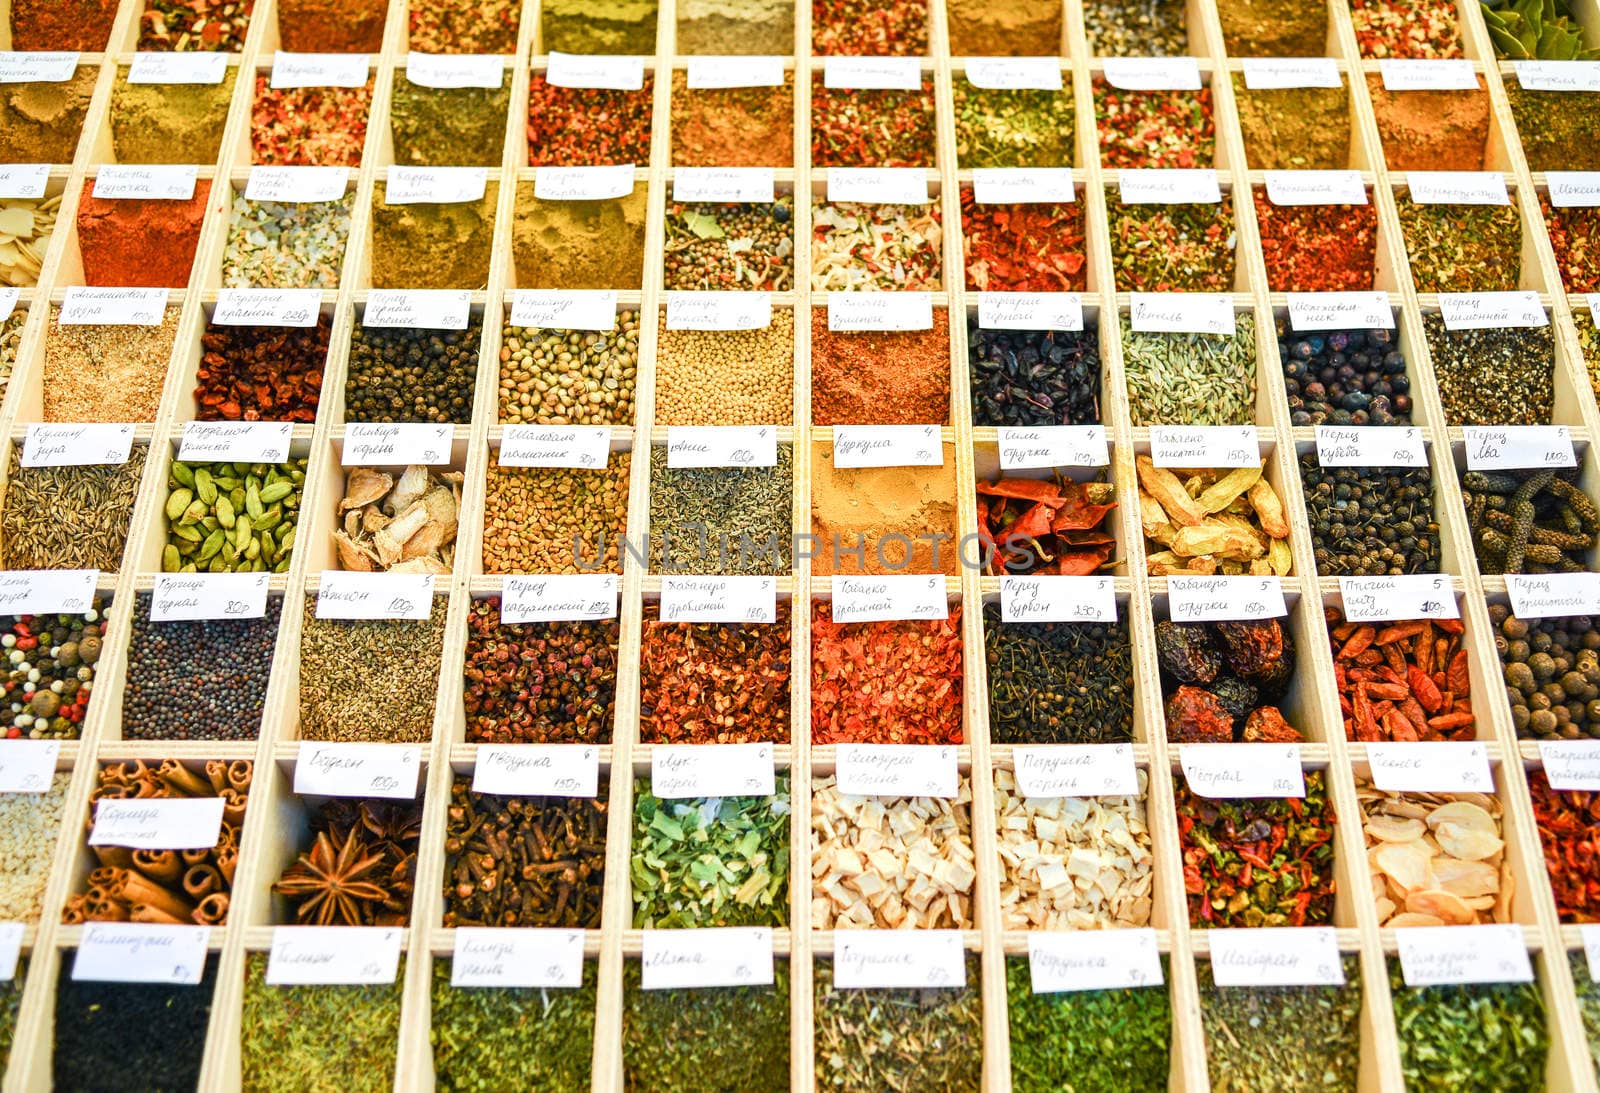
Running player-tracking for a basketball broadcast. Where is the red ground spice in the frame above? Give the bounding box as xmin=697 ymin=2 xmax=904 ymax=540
xmin=1542 ymin=194 xmax=1600 ymax=293
xmin=250 ymin=77 xmax=372 ymax=166
xmin=9 ymin=0 xmax=119 ymax=50
xmin=811 ymin=77 xmax=936 ymax=168
xmin=812 ymin=0 xmax=928 ymax=55
xmin=810 ymin=309 xmax=951 ymax=425
xmin=639 ymin=602 xmax=792 ymax=745
xmin=195 ymin=318 xmax=330 ymax=422
xmin=1253 ymin=190 xmax=1378 ymax=292
xmin=527 ymin=75 xmax=653 ymax=167
xmin=76 ymin=180 xmax=209 ymax=289
xmin=1093 ymin=79 xmax=1215 ymax=169
xmin=276 ymin=0 xmax=386 ymax=51
xmin=139 ymin=0 xmax=254 ymax=50
xmin=960 ymin=188 xmax=1086 ymax=292
xmin=1348 ymin=0 xmax=1462 ymax=58
xmin=811 ymin=603 xmax=963 ymax=745
xmin=670 ymin=73 xmax=794 ymax=168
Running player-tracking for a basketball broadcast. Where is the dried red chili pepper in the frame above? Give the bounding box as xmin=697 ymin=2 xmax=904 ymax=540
xmin=977 ymin=473 xmax=1116 ymax=576
xmin=811 ymin=603 xmax=962 ymax=745
xmin=1326 ymin=606 xmax=1475 ymax=741
xmin=960 ymin=188 xmax=1087 ymax=293
xmin=1530 ymin=772 xmax=1600 ymax=923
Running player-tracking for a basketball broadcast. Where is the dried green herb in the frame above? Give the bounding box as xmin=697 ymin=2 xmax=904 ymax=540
xmin=952 ymin=84 xmax=1074 ymax=168
xmin=240 ymin=952 xmax=402 ymax=1092
xmin=622 ymin=960 xmax=789 ymax=1091
xmin=1506 ymin=86 xmax=1600 ymax=172
xmin=431 ymin=959 xmax=596 ymax=1091
xmin=1199 ymin=956 xmax=1361 ymax=1091
xmin=1110 ymin=198 xmax=1236 ymax=292
xmin=1006 ymin=956 xmax=1170 ymax=1091
xmin=1389 ymin=961 xmax=1548 ymax=1091
xmin=815 ymin=957 xmax=982 ymax=1089
xmin=648 ymin=444 xmax=793 ymax=574
xmin=1571 ymin=951 xmax=1600 ymax=1077
xmin=1395 ymin=195 xmax=1522 ymax=293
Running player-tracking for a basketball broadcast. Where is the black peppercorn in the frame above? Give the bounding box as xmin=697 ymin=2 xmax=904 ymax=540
xmin=345 ymin=316 xmax=482 ymax=424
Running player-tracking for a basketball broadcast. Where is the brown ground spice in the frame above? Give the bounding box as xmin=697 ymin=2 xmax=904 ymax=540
xmin=670 ymin=73 xmax=794 ymax=167
xmin=1506 ymin=86 xmax=1600 ymax=173
xmin=0 ymin=70 xmax=96 ymax=164
xmin=1217 ymin=0 xmax=1326 ymax=55
xmin=9 ymin=0 xmax=119 ymax=50
xmin=276 ymin=0 xmax=386 ymax=50
xmin=512 ymin=185 xmax=647 ymax=291
xmin=810 ymin=441 xmax=959 ymax=577
xmin=76 ymin=181 xmax=210 ymax=289
xmin=110 ymin=68 xmax=237 ymax=165
xmin=811 ymin=310 xmax=951 ymax=425
xmin=1365 ymin=75 xmax=1489 ymax=171
xmin=676 ymin=0 xmax=791 ymax=53
xmin=369 ymin=182 xmax=497 ymax=290
xmin=945 ymin=0 xmax=1060 ymax=55
xmin=1231 ymin=77 xmax=1350 ymax=169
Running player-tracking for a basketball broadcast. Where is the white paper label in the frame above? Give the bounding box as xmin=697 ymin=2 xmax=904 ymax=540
xmin=1539 ymin=740 xmax=1600 ymax=791
xmin=362 ymin=289 xmax=471 ymax=329
xmin=545 ymin=51 xmax=643 ymax=90
xmin=672 ymin=168 xmax=774 ymax=203
xmin=178 ymin=420 xmax=293 ymax=463
xmin=452 ymin=928 xmax=584 ymax=988
xmin=93 ymin=165 xmax=197 ymax=200
xmin=1264 ymin=170 xmax=1367 ymax=206
xmin=293 ymin=743 xmax=422 ymax=799
xmin=1514 ymin=60 xmax=1600 ymax=92
xmin=1380 ymin=59 xmax=1478 ymax=91
xmin=1314 ymin=425 xmax=1427 ymax=467
xmin=1241 ymin=57 xmax=1341 ymax=90
xmin=271 ymin=52 xmax=370 ymax=89
xmin=1438 ymin=291 xmax=1547 ymax=329
xmin=212 ymin=288 xmax=322 ymax=327
xmin=964 ymin=57 xmax=1062 ymax=90
xmin=650 ymin=743 xmax=776 ymax=799
xmin=835 ymin=743 xmax=959 ymax=798
xmin=496 ymin=425 xmax=611 ymax=469
xmin=74 ymin=925 xmax=208 ymax=985
xmin=658 ymin=576 xmax=778 ymax=624
xmin=1168 ymin=576 xmax=1287 ymax=622
xmin=1102 ymin=57 xmax=1202 ymax=90
xmin=1464 ymin=425 xmax=1575 ymax=470
xmin=90 ymin=797 xmax=224 ymax=850
xmin=666 ymin=425 xmax=777 ymax=468
xmin=833 ymin=930 xmax=965 ymax=989
xmin=972 ymin=168 xmax=1075 ymax=204
xmin=406 ymin=52 xmax=502 ymax=89
xmin=1507 ymin=573 xmax=1600 ymax=620
xmin=1013 ymin=742 xmax=1139 ymax=797
xmin=1001 ymin=575 xmax=1117 ymax=624
xmin=997 ymin=426 xmax=1107 ymax=470
xmin=1209 ymin=928 xmax=1345 ymax=987
xmin=474 ymin=745 xmax=601 ymax=798
xmin=1129 ymin=292 xmax=1236 ymax=335
xmin=534 ymin=165 xmax=636 ymax=201
xmin=1367 ymin=741 xmax=1492 ymax=792
xmin=1397 ymin=925 xmax=1532 ymax=986
xmin=0 ymin=739 xmax=58 ymax=793
xmin=1180 ymin=743 xmax=1306 ymax=798
xmin=315 ymin=572 xmax=435 ymax=620
xmin=0 ymin=164 xmax=48 ymax=199
xmin=500 ymin=574 xmax=618 ymax=623
xmin=686 ymin=56 xmax=785 ymax=88
xmin=21 ymin=423 xmax=133 ymax=467
xmin=1590 ymin=292 xmax=1600 ymax=317
xmin=244 ymin=166 xmax=348 ymax=204
xmin=826 ymin=167 xmax=929 ymax=204
xmin=1339 ymin=575 xmax=1457 ymax=623
xmin=150 ymin=572 xmax=269 ymax=622
xmin=830 ymin=575 xmax=948 ymax=622
xmin=384 ymin=166 xmax=487 ymax=204
xmin=1027 ymin=929 xmax=1162 ymax=993
xmin=832 ymin=424 xmax=942 ymax=468
xmin=1547 ymin=171 xmax=1600 ymax=208
xmin=0 ymin=569 xmax=97 ymax=614
xmin=0 ymin=287 xmax=16 ymax=317
xmin=0 ymin=52 xmax=77 ymax=83
xmin=1583 ymin=925 xmax=1600 ymax=982
xmin=978 ymin=292 xmax=1082 ymax=331
xmin=510 ymin=289 xmax=617 ymax=330
xmin=824 ymin=56 xmax=921 ymax=90
xmin=58 ymin=287 xmax=168 ymax=325
xmin=1288 ymin=291 xmax=1395 ymax=331
xmin=1407 ymin=171 xmax=1509 ymax=205
xmin=0 ymin=923 xmax=20 ymax=981
xmin=665 ymin=291 xmax=772 ymax=330
xmin=826 ymin=292 xmax=933 ymax=331
xmin=266 ymin=926 xmax=402 ymax=985
xmin=642 ymin=927 xmax=774 ymax=989
xmin=1118 ymin=169 xmax=1221 ymax=205
xmin=127 ymin=51 xmax=227 ymax=84
xmin=1148 ymin=425 xmax=1259 ymax=468
xmin=342 ymin=422 xmax=452 ymax=466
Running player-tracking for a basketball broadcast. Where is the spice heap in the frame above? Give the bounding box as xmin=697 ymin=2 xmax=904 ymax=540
xmin=273 ymin=798 xmax=420 ymax=925
xmin=371 ymin=182 xmax=497 ymax=290
xmin=1507 ymin=85 xmax=1600 ymax=171
xmin=1582 ymin=313 xmax=1600 ymax=399
xmin=346 ymin=317 xmax=481 ymax=424
xmin=1543 ymin=196 xmax=1600 ymax=293
xmin=1109 ymin=197 xmax=1236 ymax=292
xmin=811 ymin=607 xmax=964 ymax=744
xmin=1464 ymin=469 xmax=1597 ymax=574
xmin=162 ymin=458 xmax=306 ymax=575
xmin=1122 ymin=317 xmax=1258 ymax=425
xmin=1083 ymin=0 xmax=1188 ymax=55
xmin=1231 ymin=78 xmax=1351 ymax=170
xmin=953 ymin=84 xmax=1074 ymax=168
xmin=250 ymin=79 xmax=372 ymax=166
xmin=977 ymin=472 xmax=1117 ymax=576
xmin=431 ymin=962 xmax=597 ymax=1091
xmin=527 ymin=77 xmax=653 ymax=167
xmin=110 ymin=68 xmax=235 ymax=164
xmin=481 ymin=457 xmax=632 ymax=574
xmin=994 ymin=766 xmax=1154 ymax=929
xmin=1254 ymin=194 xmax=1377 ymax=292
xmin=1529 ymin=773 xmax=1600 ymax=920
xmin=0 ymin=602 xmax=107 ymax=740
xmin=1329 ymin=607 xmax=1475 ymax=742
xmin=815 ymin=959 xmax=981 ymax=1087
xmin=1493 ymin=605 xmax=1600 ymax=740
xmin=1397 ymin=196 xmax=1521 ymax=292
xmin=541 ymin=0 xmax=659 ymax=54
xmin=1359 ymin=781 xmax=1511 ymax=926
xmin=655 ymin=311 xmax=793 ymax=425
xmin=676 ymin=0 xmax=792 ymax=53
xmin=1389 ymin=964 xmax=1547 ymax=1091
xmin=0 ymin=452 xmax=142 ymax=572
xmin=499 ymin=314 xmax=639 ymax=425
xmin=463 ymin=599 xmax=618 ymax=744
xmin=196 ymin=318 xmax=329 ymax=421
xmin=961 ymin=191 xmax=1086 ymax=292
xmin=1217 ymin=0 xmax=1326 ymax=54
xmin=811 ymin=310 xmax=950 ymax=424
xmin=443 ymin=777 xmax=606 ymax=927
xmin=409 ymin=0 xmax=518 ymax=52
xmin=649 ymin=446 xmax=793 ymax=574
xmin=0 ymin=195 xmax=56 ymax=287
xmin=946 ymin=0 xmax=1060 ymax=53
xmin=1350 ymin=0 xmax=1463 ymax=56
xmin=1138 ymin=457 xmax=1294 ymax=576
xmin=390 ymin=75 xmax=509 ymax=167
xmin=812 ymin=80 xmax=936 ymax=168
xmin=632 ymin=778 xmax=790 ymax=928
xmin=276 ymin=0 xmax=385 ymax=50
xmin=76 ymin=180 xmax=209 ymax=288
xmin=1575 ymin=952 xmax=1600 ymax=1076
xmin=222 ymin=192 xmax=352 ymax=288
xmin=1300 ymin=456 xmax=1440 ymax=575
xmin=0 ymin=773 xmax=70 ymax=919
xmin=670 ymin=74 xmax=794 ymax=167
xmin=298 ymin=598 xmax=446 ymax=741
xmin=139 ymin=0 xmax=253 ymax=49
xmin=812 ymin=0 xmax=927 ymax=53
xmin=1424 ymin=316 xmax=1553 ymax=425
xmin=811 ymin=201 xmax=943 ymax=291
xmin=1093 ymin=81 xmax=1214 ymax=169
xmin=969 ymin=324 xmax=1101 ymax=426
xmin=513 ymin=187 xmax=647 ymax=290
xmin=664 ymin=199 xmax=794 ymax=290
xmin=332 ymin=466 xmax=461 ymax=576
xmin=63 ymin=759 xmax=249 ymax=926
xmin=53 ymin=958 xmax=217 ymax=1093
xmin=623 ymin=962 xmax=790 ymax=1091
xmin=9 ymin=0 xmax=118 ymax=49
xmin=640 ymin=604 xmax=791 ymax=744
xmin=1366 ymin=77 xmax=1489 ymax=170
xmin=1281 ymin=325 xmax=1412 ymax=427
xmin=983 ymin=604 xmax=1134 ymax=743
xmin=121 ymin=594 xmax=282 ymax=741
xmin=1006 ymin=957 xmax=1171 ymax=1092
xmin=811 ymin=774 xmax=975 ymax=929
xmin=0 ymin=312 xmax=18 ymax=401
xmin=240 ymin=953 xmax=402 ymax=1092
xmin=1198 ymin=958 xmax=1363 ymax=1089
xmin=1159 ymin=618 xmax=1301 ymax=744
xmin=0 ymin=70 xmax=94 ymax=164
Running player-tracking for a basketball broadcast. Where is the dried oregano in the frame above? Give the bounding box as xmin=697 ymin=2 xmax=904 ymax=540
xmin=1389 ymin=961 xmax=1547 ymax=1092
xmin=1199 ymin=957 xmax=1362 ymax=1091
xmin=1007 ymin=957 xmax=1170 ymax=1091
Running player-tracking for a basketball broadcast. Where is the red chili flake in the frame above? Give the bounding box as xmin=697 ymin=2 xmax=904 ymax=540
xmin=811 ymin=77 xmax=936 ymax=168
xmin=960 ymin=188 xmax=1086 ymax=293
xmin=1530 ymin=772 xmax=1600 ymax=922
xmin=526 ymin=75 xmax=654 ymax=168
xmin=640 ymin=603 xmax=791 ymax=745
xmin=195 ymin=318 xmax=330 ymax=422
xmin=810 ymin=603 xmax=962 ymax=745
xmin=812 ymin=0 xmax=928 ymax=55
xmin=1092 ymin=78 xmax=1214 ymax=170
xmin=250 ymin=76 xmax=372 ymax=167
xmin=810 ymin=310 xmax=950 ymax=425
xmin=1541 ymin=193 xmax=1600 ymax=293
xmin=1253 ymin=190 xmax=1378 ymax=292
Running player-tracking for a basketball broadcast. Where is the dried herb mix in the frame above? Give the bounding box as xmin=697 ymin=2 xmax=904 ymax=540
xmin=390 ymin=75 xmax=509 ymax=167
xmin=241 ymin=952 xmax=402 ymax=1093
xmin=649 ymin=444 xmax=793 ymax=574
xmin=110 ymin=67 xmax=236 ymax=165
xmin=664 ymin=199 xmax=794 ymax=291
xmin=1109 ymin=196 xmax=1236 ymax=292
xmin=138 ymin=0 xmax=253 ymax=51
xmin=1300 ymin=455 xmax=1441 ymax=575
xmin=984 ymin=605 xmax=1133 ymax=743
xmin=409 ymin=0 xmax=518 ymax=53
xmin=961 ymin=190 xmax=1086 ymax=292
xmin=1397 ymin=195 xmax=1522 ymax=293
xmin=812 ymin=604 xmax=963 ymax=744
xmin=656 ymin=310 xmax=794 ymax=425
xmin=1507 ymin=85 xmax=1600 ymax=172
xmin=122 ymin=593 xmax=281 ymax=741
xmin=670 ymin=73 xmax=794 ymax=167
xmin=814 ymin=958 xmax=982 ymax=1089
xmin=1366 ymin=76 xmax=1490 ymax=171
xmin=1542 ymin=195 xmax=1600 ymax=293
xmin=482 ymin=457 xmax=632 ymax=574
xmin=1494 ymin=605 xmax=1600 ymax=741
xmin=811 ymin=200 xmax=943 ymax=291
xmin=1253 ymin=193 xmax=1377 ymax=292
xmin=1121 ymin=314 xmax=1258 ymax=426
xmin=463 ymin=599 xmax=617 ymax=744
xmin=623 ymin=961 xmax=790 ymax=1091
xmin=0 ymin=69 xmax=94 ymax=164
xmin=1390 ymin=962 xmax=1548 ymax=1090
xmin=0 ymin=966 xmax=20 ymax=1071
xmin=0 ymin=448 xmax=142 ymax=572
xmin=640 ymin=602 xmax=791 ymax=744
xmin=954 ymin=82 xmax=1076 ymax=169
xmin=431 ymin=960 xmax=596 ymax=1091
xmin=1006 ymin=957 xmax=1171 ymax=1092
xmin=542 ymin=0 xmax=658 ymax=55
xmin=0 ymin=600 xmax=108 ymax=740
xmin=812 ymin=78 xmax=936 ymax=168
xmin=1093 ymin=80 xmax=1215 ymax=169
xmin=251 ymin=79 xmax=371 ymax=167
xmin=1351 ymin=0 xmax=1463 ymax=56
xmin=53 ymin=956 xmax=218 ymax=1093
xmin=811 ymin=309 xmax=950 ymax=425
xmin=1576 ymin=952 xmax=1600 ymax=1077
xmin=499 ymin=313 xmax=640 ymax=426
xmin=513 ymin=185 xmax=647 ymax=291
xmin=528 ymin=76 xmax=653 ymax=167
xmin=346 ymin=316 xmax=481 ymax=424
xmin=1281 ymin=324 xmax=1413 ymax=427
xmin=1231 ymin=78 xmax=1351 ymax=170
xmin=1424 ymin=315 xmax=1554 ymax=426
xmin=1198 ymin=957 xmax=1362 ymax=1091
xmin=297 ymin=598 xmax=446 ymax=742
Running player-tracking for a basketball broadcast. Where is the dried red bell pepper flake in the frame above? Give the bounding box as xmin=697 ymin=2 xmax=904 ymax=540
xmin=1253 ymin=190 xmax=1378 ymax=293
xmin=526 ymin=75 xmax=654 ymax=168
xmin=960 ymin=188 xmax=1087 ymax=293
xmin=810 ymin=603 xmax=963 ymax=745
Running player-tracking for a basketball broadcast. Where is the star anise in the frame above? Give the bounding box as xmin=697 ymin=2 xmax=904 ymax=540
xmin=273 ymin=827 xmax=390 ymax=926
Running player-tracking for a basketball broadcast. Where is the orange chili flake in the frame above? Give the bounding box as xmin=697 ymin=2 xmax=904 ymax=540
xmin=640 ymin=602 xmax=792 ymax=745
xmin=1253 ymin=190 xmax=1378 ymax=293
xmin=1529 ymin=773 xmax=1600 ymax=923
xmin=960 ymin=188 xmax=1087 ymax=293
xmin=810 ymin=602 xmax=963 ymax=745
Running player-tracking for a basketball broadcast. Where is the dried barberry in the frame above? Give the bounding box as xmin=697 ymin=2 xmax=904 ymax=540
xmin=1166 ymin=686 xmax=1234 ymax=743
xmin=1156 ymin=620 xmax=1222 ymax=685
